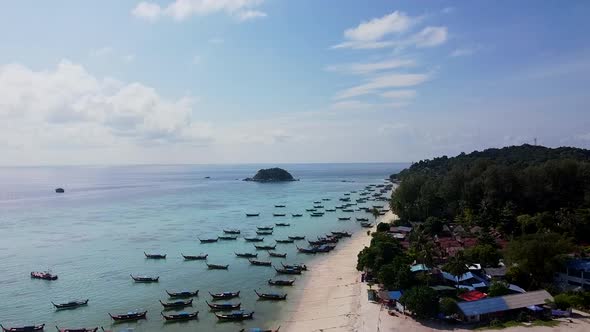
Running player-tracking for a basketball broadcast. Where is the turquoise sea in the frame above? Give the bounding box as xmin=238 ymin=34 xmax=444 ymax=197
xmin=0 ymin=163 xmax=406 ymax=331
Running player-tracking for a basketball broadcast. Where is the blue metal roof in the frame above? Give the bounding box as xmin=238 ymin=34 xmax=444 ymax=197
xmin=388 ymin=290 xmax=403 ymax=300
xmin=457 ymin=290 xmax=552 ymax=317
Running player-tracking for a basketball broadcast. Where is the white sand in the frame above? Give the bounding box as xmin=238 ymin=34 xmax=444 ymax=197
xmin=282 ymin=211 xmax=590 ymax=332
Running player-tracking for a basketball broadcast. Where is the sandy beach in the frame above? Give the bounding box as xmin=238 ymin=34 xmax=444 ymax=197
xmin=282 ymin=211 xmax=590 ymax=332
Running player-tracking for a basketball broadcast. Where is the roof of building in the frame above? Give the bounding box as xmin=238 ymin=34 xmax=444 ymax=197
xmin=410 ymin=264 xmax=430 ymax=273
xmin=388 ymin=290 xmax=403 ymax=301
xmin=485 ymin=267 xmax=507 ymax=277
xmin=457 ymin=290 xmax=553 ymax=317
xmin=390 ymin=226 xmax=412 ymax=233
xmin=567 ymin=259 xmax=590 ymax=272
xmin=459 ymin=290 xmax=488 ymax=302
xmin=431 ymin=285 xmax=456 ymax=291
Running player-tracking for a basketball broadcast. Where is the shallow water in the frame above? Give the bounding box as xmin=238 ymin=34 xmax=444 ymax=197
xmin=0 ymin=163 xmax=406 ymax=331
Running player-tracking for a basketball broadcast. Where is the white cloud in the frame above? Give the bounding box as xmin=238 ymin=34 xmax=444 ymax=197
xmin=132 ymin=0 xmax=266 ymax=22
xmin=412 ymin=26 xmax=448 ymax=47
xmin=380 ymin=89 xmax=417 ymax=99
xmin=335 ymin=72 xmax=430 ymax=99
xmin=132 ymin=2 xmax=162 ymax=21
xmin=0 ymin=60 xmax=211 ymax=148
xmin=344 ymin=11 xmax=418 ymax=42
xmin=236 ymin=10 xmax=267 ymax=21
xmin=325 ymin=58 xmax=416 ymax=75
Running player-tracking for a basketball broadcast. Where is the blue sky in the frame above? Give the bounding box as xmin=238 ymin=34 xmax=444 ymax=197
xmin=0 ymin=0 xmax=589 ymax=165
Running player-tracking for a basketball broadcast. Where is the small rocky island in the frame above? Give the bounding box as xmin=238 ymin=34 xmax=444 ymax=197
xmin=243 ymin=168 xmax=298 ymax=182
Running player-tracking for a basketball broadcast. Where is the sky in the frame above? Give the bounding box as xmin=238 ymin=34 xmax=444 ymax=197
xmin=0 ymin=0 xmax=589 ymax=165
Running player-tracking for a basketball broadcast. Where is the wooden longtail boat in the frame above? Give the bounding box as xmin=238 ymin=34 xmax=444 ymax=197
xmin=165 ymin=290 xmax=199 ymax=298
xmin=245 ymin=213 xmax=260 ymax=217
xmin=144 ymin=252 xmax=166 ymax=259
xmin=55 ymin=326 xmax=97 ymax=332
xmin=272 ymin=213 xmax=286 ymax=217
xmin=332 ymin=231 xmax=352 ymax=237
xmin=161 ymin=311 xmax=198 ymax=321
xmin=214 ymin=311 xmax=253 ymax=321
xmin=223 ymin=229 xmax=241 ymax=234
xmin=291 ymin=214 xmax=303 ymax=217
xmin=338 ymin=217 xmax=351 ymax=220
xmin=257 ymin=226 xmax=273 ymax=231
xmin=206 ymin=263 xmax=229 ymax=270
xmin=51 ymin=299 xmax=88 ymax=309
xmin=325 ymin=209 xmax=336 ymax=212
xmin=275 ymin=223 xmax=290 ymax=227
xmin=288 ymin=236 xmax=305 ymax=240
xmin=254 ymin=290 xmax=287 ymax=300
xmin=249 ymin=259 xmax=272 ymax=266
xmin=218 ymin=235 xmax=238 ymax=240
xmin=206 ymin=301 xmax=241 ymax=311
xmin=356 ymin=217 xmax=369 ymax=221
xmin=159 ymin=299 xmax=193 ymax=308
xmin=244 ymin=237 xmax=264 ymax=242
xmin=1 ymin=324 xmax=45 ymax=332
xmin=342 ymin=209 xmax=354 ymax=212
xmin=281 ymin=263 xmax=307 ymax=271
xmin=182 ymin=253 xmax=208 ymax=260
xmin=310 ymin=213 xmax=324 ymax=217
xmin=274 ymin=205 xmax=286 ymax=208
xmin=254 ymin=244 xmax=276 ymax=250
xmin=235 ymin=252 xmax=258 ymax=258
xmin=256 ymin=230 xmax=273 ymax=235
xmin=296 ymin=246 xmax=316 ymax=254
xmin=313 ymin=201 xmax=321 ymax=204
xmin=130 ymin=274 xmax=159 ymax=282
xmin=108 ymin=311 xmax=147 ymax=322
xmin=268 ymin=252 xmax=287 ymax=258
xmin=305 ymin=208 xmax=316 ymax=212
xmin=209 ymin=291 xmax=240 ymax=300
xmin=31 ymin=271 xmax=57 ymax=280
xmin=268 ymin=279 xmax=294 ymax=286
xmin=199 ymin=238 xmax=218 ymax=243
xmin=360 ymin=222 xmax=373 ymax=228
xmin=275 ymin=239 xmax=294 ymax=243
xmin=274 ymin=266 xmax=302 ymax=275
xmin=313 ymin=205 xmax=324 ymax=208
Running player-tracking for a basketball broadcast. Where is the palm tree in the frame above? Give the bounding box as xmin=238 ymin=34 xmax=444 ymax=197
xmin=371 ymin=207 xmax=380 ymax=222
xmin=444 ymin=250 xmax=469 ymax=287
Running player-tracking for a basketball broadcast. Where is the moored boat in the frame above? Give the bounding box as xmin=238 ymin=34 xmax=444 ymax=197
xmin=291 ymin=214 xmax=303 ymax=217
xmin=275 ymin=239 xmax=294 ymax=243
xmin=245 ymin=213 xmax=260 ymax=217
xmin=268 ymin=279 xmax=294 ymax=286
xmin=1 ymin=324 xmax=44 ymax=332
xmin=235 ymin=252 xmax=258 ymax=258
xmin=206 ymin=263 xmax=229 ymax=270
xmin=274 ymin=205 xmax=286 ymax=208
xmin=275 ymin=222 xmax=290 ymax=227
xmin=206 ymin=301 xmax=241 ymax=311
xmin=214 ymin=311 xmax=253 ymax=321
xmin=256 ymin=230 xmax=273 ymax=235
xmin=274 ymin=266 xmax=302 ymax=275
xmin=159 ymin=299 xmax=193 ymax=308
xmin=182 ymin=253 xmax=208 ymax=260
xmin=31 ymin=271 xmax=57 ymax=280
xmin=244 ymin=236 xmax=264 ymax=242
xmin=144 ymin=252 xmax=166 ymax=259
xmin=268 ymin=252 xmax=287 ymax=258
xmin=51 ymin=299 xmax=89 ymax=309
xmin=313 ymin=205 xmax=324 ymax=208
xmin=272 ymin=213 xmax=286 ymax=217
xmin=161 ymin=311 xmax=198 ymax=321
xmin=209 ymin=291 xmax=240 ymax=300
xmin=249 ymin=259 xmax=272 ymax=266
xmin=254 ymin=244 xmax=276 ymax=250
xmin=166 ymin=290 xmax=199 ymax=298
xmin=199 ymin=238 xmax=218 ymax=243
xmin=254 ymin=290 xmax=287 ymax=300
xmin=296 ymin=246 xmax=316 ymax=254
xmin=281 ymin=262 xmax=307 ymax=271
xmin=130 ymin=274 xmax=159 ymax=282
xmin=310 ymin=212 xmax=324 ymax=217
xmin=218 ymin=235 xmax=238 ymax=240
xmin=108 ymin=311 xmax=147 ymax=322
xmin=356 ymin=217 xmax=369 ymax=221
xmin=337 ymin=217 xmax=351 ymax=220
xmin=360 ymin=222 xmax=373 ymax=228
xmin=257 ymin=226 xmax=274 ymax=231
xmin=287 ymin=235 xmax=305 ymax=240
xmin=325 ymin=209 xmax=336 ymax=212
xmin=223 ymin=229 xmax=241 ymax=234
xmin=56 ymin=326 xmax=98 ymax=332
xmin=305 ymin=208 xmax=316 ymax=212
xmin=332 ymin=231 xmax=352 ymax=237
xmin=322 ymin=198 xmax=331 ymax=201
xmin=342 ymin=209 xmax=354 ymax=212
xmin=239 ymin=327 xmax=280 ymax=332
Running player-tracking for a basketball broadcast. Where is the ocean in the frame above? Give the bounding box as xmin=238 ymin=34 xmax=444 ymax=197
xmin=0 ymin=163 xmax=406 ymax=331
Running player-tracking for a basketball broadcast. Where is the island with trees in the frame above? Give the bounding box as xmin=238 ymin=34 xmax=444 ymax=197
xmin=358 ymin=144 xmax=590 ymax=327
xmin=243 ymin=167 xmax=297 ymax=182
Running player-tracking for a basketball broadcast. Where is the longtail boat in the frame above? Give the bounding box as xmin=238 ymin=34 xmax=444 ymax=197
xmin=313 ymin=201 xmax=321 ymax=204
xmin=244 ymin=237 xmax=264 ymax=242
xmin=144 ymin=252 xmax=166 ymax=259
xmin=272 ymin=213 xmax=286 ymax=217
xmin=159 ymin=299 xmax=193 ymax=308
xmin=325 ymin=209 xmax=336 ymax=212
xmin=249 ymin=259 xmax=272 ymax=266
xmin=281 ymin=263 xmax=307 ymax=271
xmin=305 ymin=208 xmax=316 ymax=212
xmin=1 ymin=324 xmax=45 ymax=332
xmin=296 ymin=246 xmax=316 ymax=254
xmin=245 ymin=213 xmax=260 ymax=217
xmin=206 ymin=263 xmax=229 ymax=270
xmin=342 ymin=209 xmax=354 ymax=212
xmin=338 ymin=217 xmax=351 ymax=221
xmin=268 ymin=279 xmax=295 ymax=286
xmin=161 ymin=311 xmax=198 ymax=321
xmin=268 ymin=252 xmax=287 ymax=258
xmin=308 ymin=239 xmax=323 ymax=246
xmin=288 ymin=236 xmax=305 ymax=240
xmin=235 ymin=252 xmax=257 ymax=258
xmin=206 ymin=301 xmax=241 ymax=311
xmin=275 ymin=239 xmax=294 ymax=243
xmin=199 ymin=238 xmax=218 ymax=243
xmin=214 ymin=311 xmax=253 ymax=321
xmin=254 ymin=290 xmax=287 ymax=300
xmin=313 ymin=205 xmax=324 ymax=208
xmin=218 ymin=235 xmax=238 ymax=240
xmin=182 ymin=253 xmax=208 ymax=260
xmin=55 ymin=326 xmax=98 ymax=332
xmin=274 ymin=266 xmax=302 ymax=275
xmin=310 ymin=213 xmax=324 ymax=217
xmin=165 ymin=290 xmax=199 ymax=298
xmin=275 ymin=223 xmax=290 ymax=227
xmin=356 ymin=217 xmax=369 ymax=221
xmin=51 ymin=299 xmax=88 ymax=309
xmin=360 ymin=222 xmax=373 ymax=228
xmin=291 ymin=214 xmax=303 ymax=217
xmin=130 ymin=274 xmax=159 ymax=282
xmin=209 ymin=291 xmax=240 ymax=300
xmin=108 ymin=311 xmax=147 ymax=322
xmin=223 ymin=229 xmax=241 ymax=234
xmin=256 ymin=230 xmax=273 ymax=235
xmin=332 ymin=231 xmax=352 ymax=237
xmin=274 ymin=205 xmax=286 ymax=208
xmin=31 ymin=271 xmax=57 ymax=280
xmin=254 ymin=244 xmax=276 ymax=250
xmin=257 ymin=226 xmax=273 ymax=231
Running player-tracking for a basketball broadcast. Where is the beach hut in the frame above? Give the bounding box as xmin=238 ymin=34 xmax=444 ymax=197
xmin=456 ymin=290 xmax=553 ymax=322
